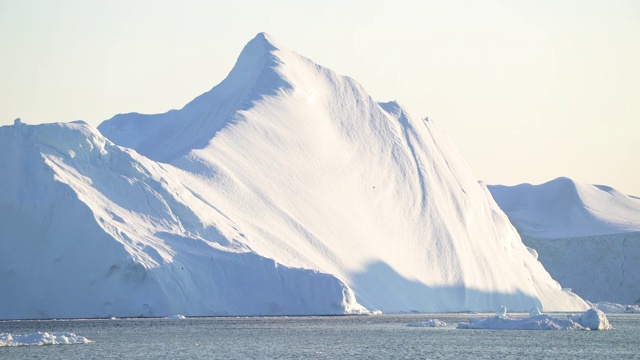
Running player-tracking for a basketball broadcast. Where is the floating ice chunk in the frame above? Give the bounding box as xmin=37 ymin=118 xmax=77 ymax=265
xmin=407 ymin=319 xmax=447 ymax=327
xmin=0 ymin=332 xmax=92 ymax=347
xmin=570 ymin=308 xmax=613 ymax=330
xmin=165 ymin=314 xmax=186 ymax=319
xmin=497 ymin=306 xmax=507 ymax=317
xmin=458 ymin=308 xmax=613 ymax=331
xmin=529 ymin=307 xmax=542 ymax=317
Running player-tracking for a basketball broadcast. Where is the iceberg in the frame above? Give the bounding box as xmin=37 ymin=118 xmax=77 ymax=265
xmin=0 ymin=33 xmax=588 ymax=319
xmin=570 ymin=309 xmax=613 ymax=330
xmin=489 ymin=178 xmax=640 ymax=304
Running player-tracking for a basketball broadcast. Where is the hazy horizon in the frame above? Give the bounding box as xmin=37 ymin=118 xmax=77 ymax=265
xmin=1 ymin=0 xmax=638 ymax=195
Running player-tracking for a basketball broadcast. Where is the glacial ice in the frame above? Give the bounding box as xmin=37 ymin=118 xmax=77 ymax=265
xmin=0 ymin=33 xmax=589 ymax=319
xmin=457 ymin=308 xmax=613 ymax=330
xmin=489 ymin=178 xmax=640 ymax=304
xmin=0 ymin=332 xmax=92 ymax=347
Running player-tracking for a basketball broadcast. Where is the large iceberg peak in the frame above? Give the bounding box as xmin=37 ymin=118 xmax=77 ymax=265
xmin=93 ymin=34 xmax=591 ymax=314
xmin=98 ymin=32 xmax=296 ymax=162
xmin=245 ymin=32 xmax=281 ymax=53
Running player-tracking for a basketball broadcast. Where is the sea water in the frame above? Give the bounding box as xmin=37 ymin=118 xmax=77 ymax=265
xmin=1 ymin=314 xmax=639 ymax=359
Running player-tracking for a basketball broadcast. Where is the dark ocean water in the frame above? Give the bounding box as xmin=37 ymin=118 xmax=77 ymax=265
xmin=1 ymin=313 xmax=639 ymax=359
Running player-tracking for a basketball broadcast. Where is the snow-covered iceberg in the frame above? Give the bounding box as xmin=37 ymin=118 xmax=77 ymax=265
xmin=0 ymin=332 xmax=92 ymax=347
xmin=489 ymin=178 xmax=640 ymax=304
xmin=0 ymin=33 xmax=588 ymax=319
xmin=457 ymin=308 xmax=613 ymax=331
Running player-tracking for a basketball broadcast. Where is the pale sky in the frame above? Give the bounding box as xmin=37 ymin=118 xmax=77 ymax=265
xmin=1 ymin=0 xmax=638 ymax=195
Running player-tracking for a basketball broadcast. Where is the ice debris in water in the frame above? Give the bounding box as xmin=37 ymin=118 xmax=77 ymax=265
xmin=0 ymin=332 xmax=92 ymax=347
xmin=569 ymin=309 xmax=613 ymax=330
xmin=457 ymin=308 xmax=613 ymax=330
xmin=406 ymin=319 xmax=447 ymax=327
xmin=497 ymin=306 xmax=507 ymax=317
xmin=165 ymin=314 xmax=186 ymax=319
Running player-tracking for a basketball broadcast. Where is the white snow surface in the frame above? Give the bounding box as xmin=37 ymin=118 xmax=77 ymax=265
xmin=489 ymin=178 xmax=640 ymax=304
xmin=457 ymin=308 xmax=612 ymax=331
xmin=0 ymin=332 xmax=92 ymax=346
xmin=1 ymin=33 xmax=587 ymax=319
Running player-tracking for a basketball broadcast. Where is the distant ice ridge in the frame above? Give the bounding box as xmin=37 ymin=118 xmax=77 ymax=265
xmin=0 ymin=332 xmax=92 ymax=346
xmin=489 ymin=178 xmax=640 ymax=304
xmin=1 ymin=33 xmax=588 ymax=319
xmin=457 ymin=308 xmax=613 ymax=331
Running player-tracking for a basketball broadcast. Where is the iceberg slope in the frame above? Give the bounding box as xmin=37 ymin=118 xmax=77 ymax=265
xmin=489 ymin=178 xmax=640 ymax=304
xmin=0 ymin=121 xmax=362 ymax=320
xmin=100 ymin=33 xmax=587 ymax=312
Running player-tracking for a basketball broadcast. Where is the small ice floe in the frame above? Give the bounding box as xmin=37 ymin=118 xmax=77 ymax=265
xmin=457 ymin=308 xmax=613 ymax=330
xmin=570 ymin=308 xmax=613 ymax=330
xmin=407 ymin=319 xmax=447 ymax=327
xmin=0 ymin=332 xmax=92 ymax=347
xmin=165 ymin=314 xmax=186 ymax=319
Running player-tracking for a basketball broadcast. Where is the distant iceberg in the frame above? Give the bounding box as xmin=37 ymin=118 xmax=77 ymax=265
xmin=0 ymin=33 xmax=588 ymax=319
xmin=0 ymin=332 xmax=92 ymax=347
xmin=489 ymin=178 xmax=640 ymax=305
